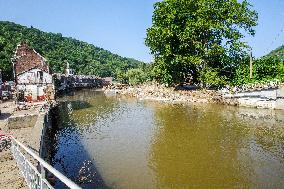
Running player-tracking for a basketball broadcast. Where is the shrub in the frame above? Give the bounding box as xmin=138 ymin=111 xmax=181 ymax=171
xmin=199 ymin=67 xmax=228 ymax=88
xmin=233 ymin=56 xmax=283 ymax=85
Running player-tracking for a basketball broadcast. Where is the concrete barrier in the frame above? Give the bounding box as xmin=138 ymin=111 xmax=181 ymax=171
xmin=222 ymin=87 xmax=284 ymax=110
xmin=7 ymin=114 xmax=38 ymax=129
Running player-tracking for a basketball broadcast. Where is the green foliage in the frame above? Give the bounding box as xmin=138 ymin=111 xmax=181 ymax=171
xmin=253 ymin=57 xmax=280 ymax=81
xmin=125 ymin=68 xmax=148 ymax=85
xmin=234 ymin=56 xmax=284 ymax=85
xmin=199 ymin=67 xmax=228 ymax=87
xmin=266 ymin=45 xmax=284 ymax=62
xmin=116 ymin=69 xmax=128 ymax=84
xmin=0 ymin=21 xmax=144 ymax=81
xmin=232 ymin=55 xmax=250 ymax=85
xmin=278 ymin=63 xmax=284 ymax=82
xmin=116 ymin=64 xmax=154 ymax=85
xmin=145 ymin=0 xmax=258 ymax=85
xmin=151 ymin=59 xmax=174 ymax=85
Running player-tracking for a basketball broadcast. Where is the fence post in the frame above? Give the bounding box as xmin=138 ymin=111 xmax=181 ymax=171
xmin=10 ymin=137 xmax=81 ymax=189
xmin=40 ymin=164 xmax=46 ymax=189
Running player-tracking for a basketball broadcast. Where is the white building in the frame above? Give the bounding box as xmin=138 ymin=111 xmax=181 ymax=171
xmin=65 ymin=62 xmax=74 ymax=76
xmin=12 ymin=43 xmax=54 ymax=102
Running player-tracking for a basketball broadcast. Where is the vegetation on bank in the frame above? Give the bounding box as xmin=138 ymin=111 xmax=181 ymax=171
xmin=0 ymin=21 xmax=145 ymax=81
xmin=117 ymin=55 xmax=284 ymax=86
xmin=234 ymin=56 xmax=284 ymax=85
xmin=117 ymin=0 xmax=283 ymax=87
xmin=145 ymin=0 xmax=258 ymax=86
xmin=141 ymin=0 xmax=283 ymax=87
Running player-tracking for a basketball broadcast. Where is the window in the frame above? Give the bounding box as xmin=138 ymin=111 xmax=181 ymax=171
xmin=38 ymin=71 xmax=43 ymax=82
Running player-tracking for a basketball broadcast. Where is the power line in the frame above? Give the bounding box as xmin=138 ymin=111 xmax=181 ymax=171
xmin=264 ymin=0 xmax=284 ymax=54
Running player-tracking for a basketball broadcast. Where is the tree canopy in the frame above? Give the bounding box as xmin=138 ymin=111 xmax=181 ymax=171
xmin=0 ymin=21 xmax=144 ymax=81
xmin=145 ymin=0 xmax=258 ymax=85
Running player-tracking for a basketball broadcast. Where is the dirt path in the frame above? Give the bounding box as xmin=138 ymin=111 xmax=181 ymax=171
xmin=0 ymin=101 xmax=26 ymax=189
xmin=0 ymin=101 xmax=46 ymax=189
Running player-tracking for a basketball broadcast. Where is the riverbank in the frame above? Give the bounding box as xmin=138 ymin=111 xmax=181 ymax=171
xmin=104 ymin=84 xmax=221 ymax=104
xmin=104 ymin=83 xmax=284 ymax=110
xmin=0 ymin=101 xmax=52 ymax=189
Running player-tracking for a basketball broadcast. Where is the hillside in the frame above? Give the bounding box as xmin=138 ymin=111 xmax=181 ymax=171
xmin=0 ymin=21 xmax=144 ymax=81
xmin=265 ymin=45 xmax=284 ymax=61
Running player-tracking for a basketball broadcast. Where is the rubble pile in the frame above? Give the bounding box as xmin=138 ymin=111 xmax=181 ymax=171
xmin=104 ymin=83 xmax=221 ymax=104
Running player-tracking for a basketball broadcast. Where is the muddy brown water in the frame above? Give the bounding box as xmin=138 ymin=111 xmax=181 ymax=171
xmin=51 ymin=90 xmax=284 ymax=189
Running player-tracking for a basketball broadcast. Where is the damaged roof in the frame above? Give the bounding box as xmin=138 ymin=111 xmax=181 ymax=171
xmin=12 ymin=42 xmax=49 ymax=75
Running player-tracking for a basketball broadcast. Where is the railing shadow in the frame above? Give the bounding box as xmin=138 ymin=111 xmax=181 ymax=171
xmin=0 ymin=113 xmax=12 ymax=120
xmin=45 ymin=103 xmax=111 ymax=189
xmin=174 ymin=84 xmax=200 ymax=91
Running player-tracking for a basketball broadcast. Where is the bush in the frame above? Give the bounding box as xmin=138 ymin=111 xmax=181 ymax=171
xmin=116 ymin=68 xmax=151 ymax=85
xmin=233 ymin=56 xmax=284 ymax=85
xmin=199 ymin=67 xmax=228 ymax=87
xmin=125 ymin=68 xmax=148 ymax=85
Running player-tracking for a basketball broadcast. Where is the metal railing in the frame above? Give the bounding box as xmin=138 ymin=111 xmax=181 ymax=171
xmin=10 ymin=137 xmax=81 ymax=189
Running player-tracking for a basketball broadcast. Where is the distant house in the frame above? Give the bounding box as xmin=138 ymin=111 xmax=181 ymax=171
xmin=12 ymin=43 xmax=54 ymax=102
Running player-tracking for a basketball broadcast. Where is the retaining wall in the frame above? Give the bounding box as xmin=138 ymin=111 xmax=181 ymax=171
xmin=222 ymin=87 xmax=284 ymax=110
xmin=7 ymin=114 xmax=38 ymax=129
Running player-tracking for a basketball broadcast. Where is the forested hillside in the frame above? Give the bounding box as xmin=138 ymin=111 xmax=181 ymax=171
xmin=266 ymin=45 xmax=284 ymax=61
xmin=0 ymin=21 xmax=144 ymax=81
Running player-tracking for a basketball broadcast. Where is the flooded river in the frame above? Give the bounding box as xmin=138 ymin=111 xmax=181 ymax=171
xmin=52 ymin=90 xmax=284 ymax=189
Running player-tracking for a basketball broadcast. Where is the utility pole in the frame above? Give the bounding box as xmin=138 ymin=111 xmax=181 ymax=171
xmin=250 ymin=51 xmax=253 ymax=79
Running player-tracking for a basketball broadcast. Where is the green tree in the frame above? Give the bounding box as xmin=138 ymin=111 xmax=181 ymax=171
xmin=125 ymin=68 xmax=148 ymax=85
xmin=145 ymin=0 xmax=258 ymax=85
xmin=116 ymin=69 xmax=128 ymax=84
xmin=199 ymin=67 xmax=228 ymax=87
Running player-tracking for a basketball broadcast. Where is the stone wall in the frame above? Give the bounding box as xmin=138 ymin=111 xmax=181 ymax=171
xmin=222 ymin=87 xmax=284 ymax=110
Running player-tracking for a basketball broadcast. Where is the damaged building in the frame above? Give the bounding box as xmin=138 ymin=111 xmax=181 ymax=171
xmin=12 ymin=42 xmax=54 ymax=102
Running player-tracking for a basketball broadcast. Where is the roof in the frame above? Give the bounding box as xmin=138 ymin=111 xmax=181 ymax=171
xmin=12 ymin=43 xmax=49 ymax=75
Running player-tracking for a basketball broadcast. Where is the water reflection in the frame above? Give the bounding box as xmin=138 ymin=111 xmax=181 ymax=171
xmin=51 ymin=90 xmax=117 ymax=188
xmin=149 ymin=104 xmax=252 ymax=188
xmin=149 ymin=103 xmax=284 ymax=188
xmin=53 ymin=90 xmax=284 ymax=189
xmin=57 ymin=90 xmax=119 ymax=127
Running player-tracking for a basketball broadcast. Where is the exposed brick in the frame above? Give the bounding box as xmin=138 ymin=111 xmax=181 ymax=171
xmin=12 ymin=43 xmax=49 ymax=75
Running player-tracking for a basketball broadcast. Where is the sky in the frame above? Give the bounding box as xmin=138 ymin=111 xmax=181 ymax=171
xmin=0 ymin=0 xmax=283 ymax=62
